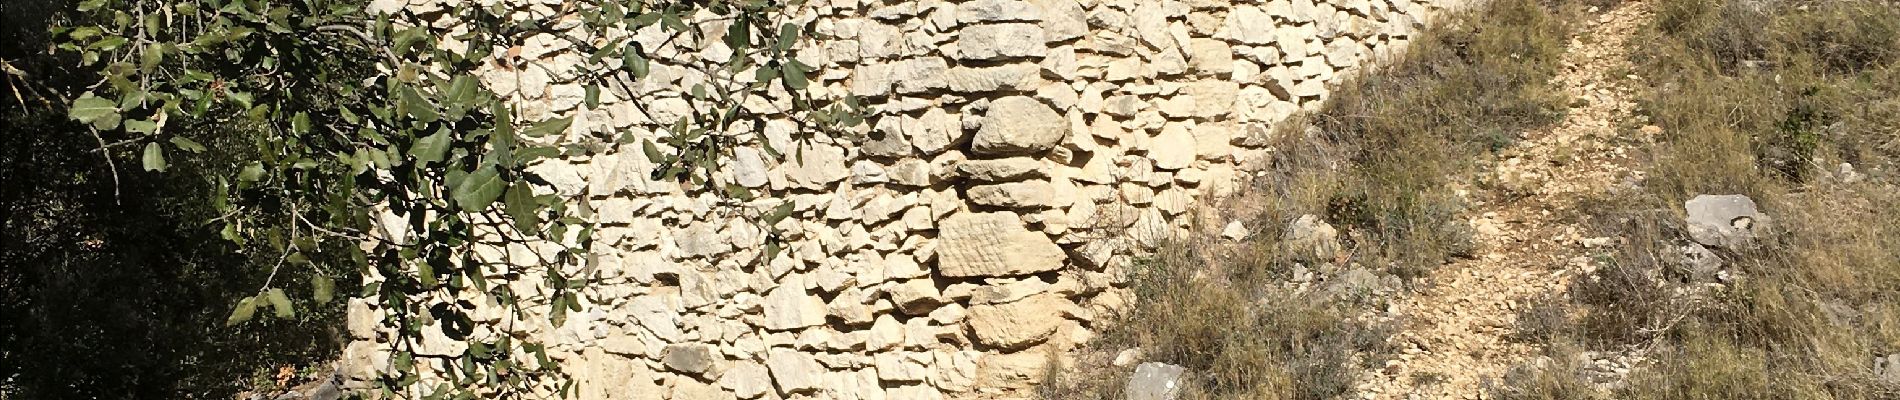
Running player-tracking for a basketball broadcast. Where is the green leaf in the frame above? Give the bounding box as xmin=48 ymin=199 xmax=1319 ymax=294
xmin=588 ymin=41 xmax=620 ymax=64
xmin=141 ymin=142 xmax=167 ymax=172
xmin=724 ymin=183 xmax=755 ymax=201
xmin=492 ymin=107 xmax=519 ymax=168
xmin=220 ymin=222 xmax=242 ymax=244
xmin=391 ymin=27 xmax=427 ymax=56
xmin=410 ymin=131 xmax=451 ymax=165
xmin=469 ymin=341 xmax=492 ymax=359
xmin=523 ymin=116 xmax=573 ymax=138
xmin=584 ymin=84 xmax=600 ymax=109
xmin=777 ymin=23 xmax=800 ymax=52
xmin=368 ymin=148 xmax=392 ymax=170
xmin=69 ymin=96 xmax=120 ymax=129
xmin=449 ymin=165 xmax=505 ymax=212
xmin=140 ymin=43 xmax=165 ymax=72
xmin=783 ymin=60 xmax=809 ymax=90
xmin=623 ymin=49 xmax=650 ymax=79
xmin=445 ymin=75 xmax=480 ymax=104
xmin=88 ymin=36 xmax=129 ymax=51
xmin=400 ymin=86 xmax=439 ymax=123
xmin=762 ymin=201 xmax=794 ymax=224
xmin=265 ymin=288 xmax=293 ymax=318
xmin=238 ymin=162 xmax=266 ymax=182
xmin=117 ymin=89 xmax=148 ymax=109
xmin=516 ymin=146 xmax=561 ymax=163
xmin=227 ymin=91 xmax=254 ymax=109
xmin=68 ymin=27 xmax=102 ymax=40
xmin=764 ymin=241 xmax=781 ymax=260
xmin=416 ymin=257 xmax=437 ymax=287
xmin=631 ymin=12 xmax=662 ymax=27
xmin=727 ymin=17 xmax=751 ymax=50
xmin=169 ymin=137 xmax=206 ymax=153
xmin=291 ymin=112 xmax=312 ymax=134
xmin=755 ymin=65 xmax=780 ymax=82
xmin=503 ymin=184 xmax=541 ymax=233
xmin=312 ymin=275 xmax=335 ymax=304
xmin=225 ymin=296 xmax=259 ymax=326
xmin=123 ymin=118 xmax=157 ymax=134
xmin=661 ymin=9 xmax=686 ymax=31
xmin=394 ymin=350 xmax=414 ymax=372
xmin=641 ymin=139 xmax=663 ymax=162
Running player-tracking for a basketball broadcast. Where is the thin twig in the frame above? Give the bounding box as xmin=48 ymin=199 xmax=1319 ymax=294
xmin=297 ymin=213 xmax=367 ymax=240
xmin=257 ymin=202 xmax=301 ymax=291
xmin=89 ymin=137 xmax=149 ymax=153
xmin=257 ymin=236 xmax=295 ymax=292
xmin=315 ymin=23 xmax=400 ymax=64
xmin=86 ymin=127 xmax=124 ymax=204
xmin=2 ymin=58 xmax=65 ymax=108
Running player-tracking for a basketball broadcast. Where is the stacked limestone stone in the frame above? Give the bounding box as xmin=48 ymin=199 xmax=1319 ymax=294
xmin=341 ymin=0 xmax=1465 ymax=398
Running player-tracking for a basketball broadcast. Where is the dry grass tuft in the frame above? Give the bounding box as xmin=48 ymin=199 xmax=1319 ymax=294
xmin=1502 ymin=1 xmax=1900 ymax=398
xmin=1296 ymin=0 xmax=1574 ymax=280
xmin=1038 ymin=0 xmax=1577 ymax=397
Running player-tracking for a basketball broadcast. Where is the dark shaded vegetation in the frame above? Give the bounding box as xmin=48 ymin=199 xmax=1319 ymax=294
xmin=2 ymin=0 xmax=345 ymax=397
xmin=1038 ymin=0 xmax=1577 ymax=397
xmin=1500 ymin=1 xmax=1900 ymax=399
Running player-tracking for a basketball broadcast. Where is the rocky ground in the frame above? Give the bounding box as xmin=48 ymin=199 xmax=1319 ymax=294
xmin=1351 ymin=1 xmax=1656 ymax=398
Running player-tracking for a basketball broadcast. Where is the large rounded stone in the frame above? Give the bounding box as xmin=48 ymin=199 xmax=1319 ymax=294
xmin=1684 ymin=194 xmax=1771 ymax=249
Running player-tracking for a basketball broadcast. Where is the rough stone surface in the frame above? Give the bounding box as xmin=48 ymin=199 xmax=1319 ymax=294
xmin=906 ymin=108 xmax=962 ymax=155
xmin=1034 ymin=0 xmax=1088 ymax=42
xmin=1151 ymin=124 xmax=1197 ymax=170
xmin=937 ymin=212 xmax=1067 ymax=277
xmin=959 ymin=0 xmax=1043 ymax=23
xmin=1877 ymin=354 xmax=1900 ymax=386
xmin=785 ymin=143 xmax=849 ymax=189
xmin=1282 ymin=214 xmax=1341 ymax=261
xmin=973 ymin=96 xmax=1068 ymax=156
xmin=968 ymin=181 xmax=1058 ymax=209
xmin=767 ymin=348 xmax=827 ymax=394
xmin=346 ymin=299 xmax=377 ymax=340
xmin=1666 ymin=242 xmax=1725 ymax=282
xmin=1125 ymin=362 xmax=1188 ymax=400
xmin=956 ymin=158 xmax=1048 ymax=182
xmin=662 ymin=343 xmax=718 ymax=375
xmin=891 ymin=278 xmax=948 ymax=315
xmin=356 ymin=0 xmax=1472 ymax=396
xmin=956 ymin=24 xmax=1048 ymax=61
xmin=976 ymin=349 xmax=1051 ymax=388
xmin=1220 ymin=221 xmax=1250 ymax=241
xmin=764 ymin=276 xmax=828 ymax=331
xmin=945 ymin=64 xmax=1045 ymax=92
xmin=965 ymin=294 xmax=1069 ymax=350
xmin=719 ymin=361 xmax=772 ymax=399
xmin=1685 ymin=194 xmax=1771 ymax=248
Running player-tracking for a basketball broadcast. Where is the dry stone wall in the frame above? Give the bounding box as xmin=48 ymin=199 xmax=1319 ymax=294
xmin=342 ymin=0 xmax=1467 ymax=398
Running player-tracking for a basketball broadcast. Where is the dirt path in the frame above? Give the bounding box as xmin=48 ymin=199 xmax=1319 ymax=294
xmin=1353 ymin=2 xmax=1654 ymax=399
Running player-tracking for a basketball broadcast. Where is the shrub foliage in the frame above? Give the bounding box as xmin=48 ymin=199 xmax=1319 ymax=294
xmin=6 ymin=0 xmax=856 ymax=397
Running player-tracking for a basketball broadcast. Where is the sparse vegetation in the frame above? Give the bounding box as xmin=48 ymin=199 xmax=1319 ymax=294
xmin=1306 ymin=0 xmax=1573 ymax=280
xmin=1038 ymin=0 xmax=1577 ymax=397
xmin=1501 ymin=0 xmax=1900 ymax=398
